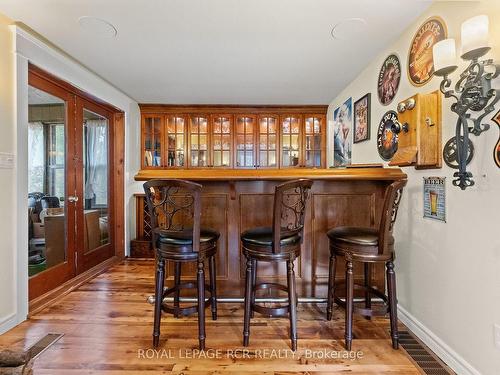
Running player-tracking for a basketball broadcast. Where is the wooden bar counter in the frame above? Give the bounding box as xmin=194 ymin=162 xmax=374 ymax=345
xmin=133 ymin=167 xmax=406 ymax=298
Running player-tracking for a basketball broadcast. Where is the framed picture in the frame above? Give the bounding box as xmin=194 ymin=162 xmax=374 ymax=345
xmin=353 ymin=93 xmax=371 ymax=143
xmin=423 ymin=177 xmax=446 ymax=222
xmin=408 ymin=16 xmax=447 ymax=86
xmin=377 ymin=54 xmax=401 ymax=105
xmin=493 ymin=109 xmax=500 ymax=168
xmin=333 ymin=98 xmax=352 ymax=167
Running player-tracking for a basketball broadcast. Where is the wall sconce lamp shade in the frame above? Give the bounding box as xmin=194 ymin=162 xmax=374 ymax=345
xmin=433 ymin=39 xmax=458 ymax=76
xmin=432 ymin=15 xmax=500 ymax=190
xmin=461 ymin=15 xmax=490 ymax=60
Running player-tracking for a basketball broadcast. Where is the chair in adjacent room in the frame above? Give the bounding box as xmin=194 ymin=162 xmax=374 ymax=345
xmin=241 ymin=179 xmax=313 ymax=351
xmin=326 ymin=179 xmax=407 ymax=350
xmin=143 ymin=179 xmax=219 ymax=350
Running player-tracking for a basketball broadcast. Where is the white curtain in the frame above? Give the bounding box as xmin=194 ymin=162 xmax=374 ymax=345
xmin=84 ymin=120 xmax=108 ymax=205
xmin=28 ymin=122 xmax=45 ymax=193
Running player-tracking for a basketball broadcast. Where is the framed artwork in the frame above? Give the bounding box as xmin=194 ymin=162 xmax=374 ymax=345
xmin=377 ymin=111 xmax=399 ymax=161
xmin=377 ymin=54 xmax=401 ymax=105
xmin=333 ymin=98 xmax=352 ymax=167
xmin=408 ymin=17 xmax=447 ymax=86
xmin=423 ymin=177 xmax=446 ymax=222
xmin=353 ymin=93 xmax=371 ymax=143
xmin=493 ymin=109 xmax=500 ymax=168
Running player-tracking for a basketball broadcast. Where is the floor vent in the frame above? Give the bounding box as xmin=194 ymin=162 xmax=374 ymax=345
xmin=28 ymin=333 xmax=64 ymax=360
xmin=398 ymin=331 xmax=454 ymax=375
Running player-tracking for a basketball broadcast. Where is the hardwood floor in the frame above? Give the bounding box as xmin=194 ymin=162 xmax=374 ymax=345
xmin=0 ymin=260 xmax=423 ymax=374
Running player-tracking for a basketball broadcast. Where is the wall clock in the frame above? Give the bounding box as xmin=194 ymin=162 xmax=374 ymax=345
xmin=377 ymin=111 xmax=399 ymax=161
xmin=408 ymin=16 xmax=447 ymax=86
xmin=377 ymin=54 xmax=401 ymax=105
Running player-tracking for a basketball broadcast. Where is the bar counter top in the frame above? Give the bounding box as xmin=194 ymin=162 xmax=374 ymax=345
xmin=134 ymin=167 xmax=407 ymax=181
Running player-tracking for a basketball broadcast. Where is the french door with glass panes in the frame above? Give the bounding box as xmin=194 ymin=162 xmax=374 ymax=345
xmin=28 ymin=69 xmax=115 ymax=300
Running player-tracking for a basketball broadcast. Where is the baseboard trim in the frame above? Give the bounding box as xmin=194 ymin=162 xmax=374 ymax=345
xmin=398 ymin=304 xmax=481 ymax=375
xmin=0 ymin=313 xmax=19 ymax=335
xmin=29 ymin=256 xmax=121 ymax=316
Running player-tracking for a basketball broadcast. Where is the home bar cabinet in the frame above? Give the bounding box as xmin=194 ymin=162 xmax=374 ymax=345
xmin=136 ymin=105 xmax=406 ymax=298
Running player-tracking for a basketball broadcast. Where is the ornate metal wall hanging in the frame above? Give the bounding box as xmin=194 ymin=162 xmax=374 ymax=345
xmin=433 ymin=15 xmax=500 ymax=189
xmin=377 ymin=111 xmax=399 ymax=161
xmin=408 ymin=17 xmax=447 ymax=86
xmin=443 ymin=136 xmax=474 ymax=169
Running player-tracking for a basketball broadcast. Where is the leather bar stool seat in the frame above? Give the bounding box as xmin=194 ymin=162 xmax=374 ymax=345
xmin=241 ymin=179 xmax=313 ymax=352
xmin=156 ymin=228 xmax=220 ymax=247
xmin=326 ymin=180 xmax=407 ymax=351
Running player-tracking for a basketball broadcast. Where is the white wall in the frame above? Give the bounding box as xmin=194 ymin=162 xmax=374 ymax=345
xmin=328 ymin=2 xmax=500 ymax=374
xmin=0 ymin=23 xmax=140 ymax=333
xmin=0 ymin=13 xmax=17 ymax=333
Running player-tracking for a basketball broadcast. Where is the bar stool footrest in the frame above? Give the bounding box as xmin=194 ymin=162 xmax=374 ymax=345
xmin=160 ymin=282 xmax=213 ymax=316
xmin=333 ymin=281 xmax=389 ymax=317
xmin=252 ymin=282 xmax=290 ymax=317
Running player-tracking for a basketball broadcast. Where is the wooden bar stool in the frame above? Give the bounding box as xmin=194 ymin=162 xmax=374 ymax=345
xmin=241 ymin=179 xmax=313 ymax=351
xmin=326 ymin=179 xmax=407 ymax=351
xmin=143 ymin=179 xmax=219 ymax=350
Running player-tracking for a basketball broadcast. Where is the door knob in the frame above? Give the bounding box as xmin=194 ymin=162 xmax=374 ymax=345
xmin=67 ymin=196 xmax=79 ymax=203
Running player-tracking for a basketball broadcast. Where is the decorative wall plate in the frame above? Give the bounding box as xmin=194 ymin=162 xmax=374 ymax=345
xmin=378 ymin=54 xmax=401 ymax=105
xmin=443 ymin=136 xmax=474 ymax=169
xmin=377 ymin=111 xmax=399 ymax=161
xmin=493 ymin=109 xmax=500 ymax=168
xmin=408 ymin=16 xmax=447 ymax=86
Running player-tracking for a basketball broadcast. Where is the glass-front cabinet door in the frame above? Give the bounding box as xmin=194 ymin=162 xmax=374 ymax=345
xmin=280 ymin=115 xmax=302 ymax=168
xmin=189 ymin=116 xmax=209 ymax=167
xmin=235 ymin=115 xmax=256 ymax=168
xmin=304 ymin=115 xmax=324 ymax=168
xmin=211 ymin=115 xmax=232 ymax=168
xmin=166 ymin=116 xmax=186 ymax=168
xmin=258 ymin=115 xmax=278 ymax=168
xmin=142 ymin=115 xmax=163 ymax=167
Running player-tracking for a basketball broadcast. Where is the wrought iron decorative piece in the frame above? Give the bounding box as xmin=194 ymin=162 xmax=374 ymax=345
xmin=145 ymin=185 xmax=194 ymax=231
xmin=388 ymin=187 xmax=403 ymax=232
xmin=280 ymin=186 xmax=310 ymax=232
xmin=436 ymin=55 xmax=500 ymax=189
xmin=443 ymin=136 xmax=474 ymax=169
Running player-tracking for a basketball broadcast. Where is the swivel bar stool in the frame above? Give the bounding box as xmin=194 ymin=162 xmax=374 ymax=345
xmin=241 ymin=179 xmax=313 ymax=351
xmin=326 ymin=179 xmax=407 ymax=350
xmin=143 ymin=179 xmax=219 ymax=350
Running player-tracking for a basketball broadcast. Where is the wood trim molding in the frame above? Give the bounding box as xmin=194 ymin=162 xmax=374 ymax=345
xmin=28 ymin=256 xmax=121 ymax=316
xmin=139 ymin=104 xmax=328 ymax=115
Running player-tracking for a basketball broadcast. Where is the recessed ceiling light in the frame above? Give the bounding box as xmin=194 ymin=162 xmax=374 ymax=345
xmin=331 ymin=18 xmax=368 ymax=40
xmin=78 ymin=16 xmax=117 ymax=38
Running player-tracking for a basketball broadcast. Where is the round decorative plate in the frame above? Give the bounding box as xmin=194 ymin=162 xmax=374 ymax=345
xmin=377 ymin=54 xmax=401 ymax=105
xmin=443 ymin=136 xmax=474 ymax=169
xmin=377 ymin=111 xmax=399 ymax=161
xmin=408 ymin=16 xmax=447 ymax=86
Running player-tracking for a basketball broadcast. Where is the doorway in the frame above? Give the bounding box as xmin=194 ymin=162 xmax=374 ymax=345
xmin=27 ymin=64 xmax=124 ymax=301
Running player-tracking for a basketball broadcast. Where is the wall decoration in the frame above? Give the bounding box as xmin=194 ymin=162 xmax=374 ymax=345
xmin=493 ymin=109 xmax=500 ymax=168
xmin=333 ymin=98 xmax=352 ymax=166
xmin=377 ymin=111 xmax=399 ymax=161
xmin=423 ymin=177 xmax=446 ymax=222
xmin=443 ymin=136 xmax=474 ymax=169
xmin=353 ymin=93 xmax=371 ymax=143
xmin=408 ymin=16 xmax=447 ymax=86
xmin=377 ymin=54 xmax=401 ymax=105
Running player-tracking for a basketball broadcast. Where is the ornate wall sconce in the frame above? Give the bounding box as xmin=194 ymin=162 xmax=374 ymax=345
xmin=432 ymin=15 xmax=500 ymax=190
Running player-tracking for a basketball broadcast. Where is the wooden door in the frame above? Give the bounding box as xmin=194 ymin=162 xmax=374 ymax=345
xmin=280 ymin=115 xmax=303 ymax=168
xmin=188 ymin=115 xmax=210 ymax=167
xmin=28 ymin=71 xmax=78 ymax=300
xmin=211 ymin=115 xmax=233 ymax=168
xmin=75 ymin=97 xmax=115 ymax=273
xmin=257 ymin=115 xmax=279 ymax=168
xmin=304 ymin=115 xmax=326 ymax=168
xmin=235 ymin=115 xmax=257 ymax=168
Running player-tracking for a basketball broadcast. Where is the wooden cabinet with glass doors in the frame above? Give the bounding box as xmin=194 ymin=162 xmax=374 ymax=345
xmin=139 ymin=105 xmax=327 ymax=171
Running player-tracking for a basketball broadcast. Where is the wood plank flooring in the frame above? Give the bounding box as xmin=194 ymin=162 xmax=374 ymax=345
xmin=0 ymin=260 xmax=423 ymax=374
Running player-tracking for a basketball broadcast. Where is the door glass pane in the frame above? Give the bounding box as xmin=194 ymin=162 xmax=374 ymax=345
xmin=28 ymin=85 xmax=67 ymax=276
xmin=83 ymin=109 xmax=110 ymax=253
xmin=190 ymin=116 xmax=208 ymax=167
xmin=235 ymin=116 xmax=255 ymax=167
xmin=166 ymin=116 xmax=185 ymax=167
xmin=281 ymin=116 xmax=301 ymax=167
xmin=144 ymin=117 xmax=162 ymax=167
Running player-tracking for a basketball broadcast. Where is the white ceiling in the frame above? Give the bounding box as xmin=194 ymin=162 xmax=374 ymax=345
xmin=0 ymin=0 xmax=432 ymax=104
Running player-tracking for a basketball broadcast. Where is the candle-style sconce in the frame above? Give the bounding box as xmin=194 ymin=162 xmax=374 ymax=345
xmin=432 ymin=15 xmax=500 ymax=190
